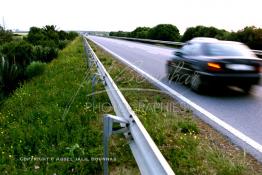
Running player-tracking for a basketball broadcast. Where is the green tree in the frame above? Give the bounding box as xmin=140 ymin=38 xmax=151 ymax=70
xmin=109 ymin=31 xmax=130 ymax=37
xmin=58 ymin=30 xmax=68 ymax=40
xmin=0 ymin=56 xmax=22 ymax=92
xmin=27 ymin=26 xmax=77 ymax=52
xmin=181 ymin=26 xmax=230 ymax=41
xmin=67 ymin=31 xmax=79 ymax=40
xmin=0 ymin=25 xmax=13 ymax=45
xmin=1 ymin=40 xmax=34 ymax=69
xmin=27 ymin=27 xmax=45 ymax=45
xmin=229 ymin=26 xmax=262 ymax=50
xmin=148 ymin=24 xmax=180 ymax=41
xmin=43 ymin=25 xmax=59 ymax=43
xmin=130 ymin=27 xmax=151 ymax=39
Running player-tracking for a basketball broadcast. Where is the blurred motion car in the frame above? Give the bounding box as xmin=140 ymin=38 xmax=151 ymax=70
xmin=166 ymin=37 xmax=262 ymax=93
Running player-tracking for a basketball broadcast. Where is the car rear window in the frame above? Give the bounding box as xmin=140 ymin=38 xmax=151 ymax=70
xmin=203 ymin=42 xmax=255 ymax=57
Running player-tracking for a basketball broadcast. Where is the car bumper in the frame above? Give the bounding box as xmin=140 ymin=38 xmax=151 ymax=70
xmin=198 ymin=72 xmax=261 ymax=86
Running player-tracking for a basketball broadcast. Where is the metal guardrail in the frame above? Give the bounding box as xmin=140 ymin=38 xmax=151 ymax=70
xmin=110 ymin=36 xmax=184 ymax=46
xmin=83 ymin=36 xmax=175 ymax=175
xmin=109 ymin=36 xmax=262 ymax=56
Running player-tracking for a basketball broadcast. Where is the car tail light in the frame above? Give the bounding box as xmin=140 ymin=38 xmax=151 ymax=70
xmin=256 ymin=65 xmax=262 ymax=73
xmin=207 ymin=62 xmax=222 ymax=71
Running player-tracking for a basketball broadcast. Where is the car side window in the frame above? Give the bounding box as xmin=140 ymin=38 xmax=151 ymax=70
xmin=190 ymin=43 xmax=202 ymax=56
xmin=181 ymin=43 xmax=192 ymax=56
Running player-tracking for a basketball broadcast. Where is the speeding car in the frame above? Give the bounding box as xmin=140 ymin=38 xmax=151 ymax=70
xmin=166 ymin=37 xmax=262 ymax=93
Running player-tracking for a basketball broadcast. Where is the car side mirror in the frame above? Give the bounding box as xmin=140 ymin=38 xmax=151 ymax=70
xmin=175 ymin=51 xmax=183 ymax=57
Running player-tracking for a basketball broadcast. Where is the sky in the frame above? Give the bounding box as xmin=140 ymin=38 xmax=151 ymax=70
xmin=1 ymin=0 xmax=262 ymax=34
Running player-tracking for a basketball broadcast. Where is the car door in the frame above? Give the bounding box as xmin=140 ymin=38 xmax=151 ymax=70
xmin=186 ymin=42 xmax=203 ymax=72
xmin=179 ymin=42 xmax=194 ymax=75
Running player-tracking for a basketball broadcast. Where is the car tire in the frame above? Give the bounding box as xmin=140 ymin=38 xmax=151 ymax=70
xmin=190 ymin=74 xmax=204 ymax=92
xmin=167 ymin=66 xmax=174 ymax=80
xmin=167 ymin=72 xmax=173 ymax=80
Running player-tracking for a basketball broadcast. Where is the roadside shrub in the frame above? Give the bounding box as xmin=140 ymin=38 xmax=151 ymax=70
xmin=32 ymin=46 xmax=59 ymax=62
xmin=58 ymin=30 xmax=68 ymax=40
xmin=229 ymin=26 xmax=262 ymax=50
xmin=148 ymin=24 xmax=180 ymax=41
xmin=27 ymin=27 xmax=45 ymax=45
xmin=130 ymin=27 xmax=151 ymax=39
xmin=27 ymin=26 xmax=78 ymax=48
xmin=0 ymin=56 xmax=22 ymax=92
xmin=32 ymin=45 xmax=45 ymax=61
xmin=45 ymin=47 xmax=59 ymax=61
xmin=67 ymin=31 xmax=78 ymax=40
xmin=0 ymin=25 xmax=13 ymax=44
xmin=58 ymin=40 xmax=69 ymax=49
xmin=181 ymin=26 xmax=230 ymax=42
xmin=25 ymin=61 xmax=46 ymax=78
xmin=0 ymin=25 xmax=77 ymax=97
xmin=1 ymin=40 xmax=33 ymax=69
xmin=38 ymin=39 xmax=58 ymax=48
xmin=109 ymin=31 xmax=130 ymax=37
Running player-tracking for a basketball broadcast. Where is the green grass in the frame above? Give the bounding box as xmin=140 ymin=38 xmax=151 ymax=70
xmin=0 ymin=37 xmax=107 ymax=174
xmin=0 ymin=36 xmax=261 ymax=174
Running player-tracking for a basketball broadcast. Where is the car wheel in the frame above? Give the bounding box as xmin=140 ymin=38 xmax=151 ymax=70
xmin=190 ymin=74 xmax=204 ymax=92
xmin=167 ymin=66 xmax=174 ymax=80
xmin=167 ymin=72 xmax=173 ymax=80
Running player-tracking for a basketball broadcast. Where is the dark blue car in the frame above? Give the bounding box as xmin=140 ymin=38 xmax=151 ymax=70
xmin=166 ymin=37 xmax=262 ymax=93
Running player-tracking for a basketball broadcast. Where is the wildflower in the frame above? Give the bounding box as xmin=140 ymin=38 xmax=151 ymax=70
xmin=34 ymin=165 xmax=40 ymax=170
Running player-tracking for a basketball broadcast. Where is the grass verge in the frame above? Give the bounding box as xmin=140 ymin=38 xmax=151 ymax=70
xmin=0 ymin=37 xmax=107 ymax=174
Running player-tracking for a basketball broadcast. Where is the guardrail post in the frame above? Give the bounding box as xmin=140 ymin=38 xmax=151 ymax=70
xmin=103 ymin=114 xmax=129 ymax=175
xmin=103 ymin=115 xmax=111 ymax=175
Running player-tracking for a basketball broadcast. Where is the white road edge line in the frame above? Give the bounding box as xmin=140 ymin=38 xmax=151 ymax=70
xmin=88 ymin=36 xmax=262 ymax=154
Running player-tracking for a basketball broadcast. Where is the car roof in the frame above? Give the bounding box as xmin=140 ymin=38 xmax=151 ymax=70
xmin=189 ymin=37 xmax=218 ymax=43
xmin=188 ymin=37 xmax=243 ymax=45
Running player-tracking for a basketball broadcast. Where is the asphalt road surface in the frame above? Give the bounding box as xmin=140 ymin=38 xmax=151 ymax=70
xmin=88 ymin=36 xmax=262 ymax=160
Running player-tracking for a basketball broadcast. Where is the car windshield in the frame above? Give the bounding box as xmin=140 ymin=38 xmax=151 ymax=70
xmin=203 ymin=42 xmax=255 ymax=57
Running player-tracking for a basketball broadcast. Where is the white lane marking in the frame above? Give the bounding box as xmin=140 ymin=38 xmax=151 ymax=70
xmin=88 ymin=36 xmax=262 ymax=154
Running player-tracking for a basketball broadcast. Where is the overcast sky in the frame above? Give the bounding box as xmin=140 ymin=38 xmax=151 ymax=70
xmin=1 ymin=0 xmax=261 ymax=34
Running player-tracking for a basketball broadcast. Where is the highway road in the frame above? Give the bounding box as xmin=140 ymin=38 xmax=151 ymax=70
xmin=88 ymin=36 xmax=262 ymax=160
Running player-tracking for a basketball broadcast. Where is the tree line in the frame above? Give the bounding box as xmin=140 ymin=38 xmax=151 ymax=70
xmin=0 ymin=25 xmax=78 ymax=98
xmin=109 ymin=24 xmax=262 ymax=50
